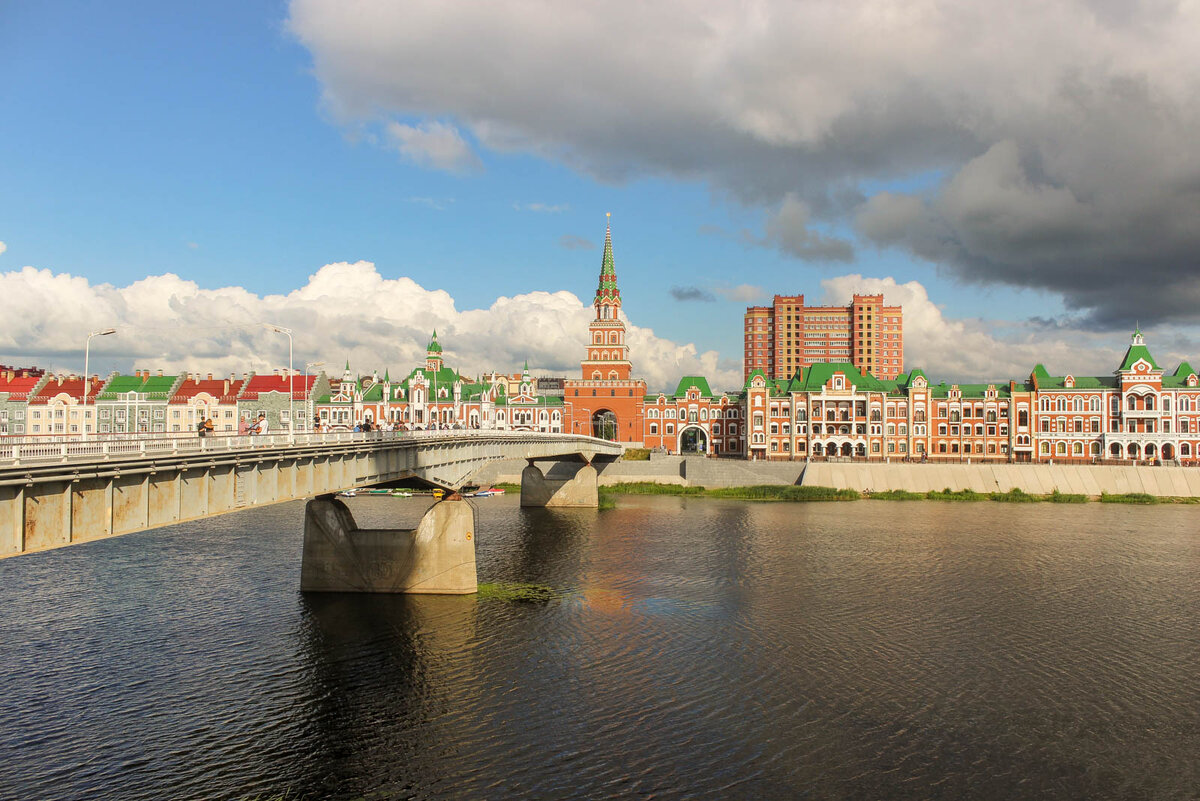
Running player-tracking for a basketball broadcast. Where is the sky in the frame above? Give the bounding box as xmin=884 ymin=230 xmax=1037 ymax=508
xmin=2 ymin=0 xmax=1199 ymax=392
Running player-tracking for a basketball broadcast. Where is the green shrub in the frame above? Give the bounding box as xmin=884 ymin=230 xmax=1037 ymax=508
xmin=621 ymin=448 xmax=651 ymax=461
xmin=1046 ymin=489 xmax=1087 ymax=503
xmin=925 ymin=488 xmax=987 ymax=501
xmin=1099 ymin=492 xmax=1158 ymax=504
xmin=989 ymin=488 xmax=1039 ymax=502
xmin=868 ymin=489 xmax=925 ymax=501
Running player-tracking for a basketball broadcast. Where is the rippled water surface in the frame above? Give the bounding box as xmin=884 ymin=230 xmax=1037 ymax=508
xmin=1 ymin=496 xmax=1198 ymax=800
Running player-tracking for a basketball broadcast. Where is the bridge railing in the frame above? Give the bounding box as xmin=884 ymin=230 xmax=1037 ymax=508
xmin=0 ymin=429 xmax=622 ymax=466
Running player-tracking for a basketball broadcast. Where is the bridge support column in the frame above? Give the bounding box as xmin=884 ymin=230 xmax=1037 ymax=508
xmin=300 ymin=495 xmax=477 ymax=594
xmin=520 ymin=460 xmax=598 ymax=508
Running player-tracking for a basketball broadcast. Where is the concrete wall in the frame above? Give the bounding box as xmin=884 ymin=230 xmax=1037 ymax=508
xmin=800 ymin=462 xmax=1200 ymax=496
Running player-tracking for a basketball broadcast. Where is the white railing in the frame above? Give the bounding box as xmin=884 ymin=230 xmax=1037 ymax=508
xmin=0 ymin=429 xmax=620 ymax=466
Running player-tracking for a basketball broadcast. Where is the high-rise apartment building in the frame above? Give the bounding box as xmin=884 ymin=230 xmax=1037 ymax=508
xmin=744 ymin=294 xmax=904 ymax=381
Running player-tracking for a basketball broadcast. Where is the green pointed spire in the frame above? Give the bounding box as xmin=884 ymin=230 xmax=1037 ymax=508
xmin=595 ymin=213 xmax=620 ymax=302
xmin=427 ymin=330 xmax=443 ymax=354
xmin=383 ymin=369 xmax=391 ymax=382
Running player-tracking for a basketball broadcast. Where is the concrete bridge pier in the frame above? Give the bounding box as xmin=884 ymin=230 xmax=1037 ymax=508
xmin=520 ymin=459 xmax=599 ymax=508
xmin=300 ymin=495 xmax=477 ymax=594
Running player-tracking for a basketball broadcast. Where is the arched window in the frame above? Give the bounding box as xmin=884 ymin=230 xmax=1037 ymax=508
xmin=1146 ymin=395 xmax=1156 ymax=410
xmin=1018 ymin=410 xmax=1028 ymax=427
xmin=1163 ymin=397 xmax=1171 ymax=413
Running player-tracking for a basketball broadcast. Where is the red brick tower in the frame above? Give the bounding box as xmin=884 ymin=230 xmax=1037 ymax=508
xmin=564 ymin=215 xmax=647 ymax=442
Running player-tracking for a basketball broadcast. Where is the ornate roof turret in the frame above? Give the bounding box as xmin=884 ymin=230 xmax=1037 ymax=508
xmin=1118 ymin=327 xmax=1160 ymax=372
xmin=427 ymin=330 xmax=443 ymax=354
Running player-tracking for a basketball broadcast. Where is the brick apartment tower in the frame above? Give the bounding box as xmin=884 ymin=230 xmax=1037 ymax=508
xmin=564 ymin=215 xmax=647 ymax=442
xmin=744 ymin=294 xmax=904 ymax=381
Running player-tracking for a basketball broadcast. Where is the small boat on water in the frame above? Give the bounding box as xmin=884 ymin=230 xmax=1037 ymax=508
xmin=338 ymin=488 xmax=412 ymax=498
xmin=471 ymin=488 xmax=506 ymax=497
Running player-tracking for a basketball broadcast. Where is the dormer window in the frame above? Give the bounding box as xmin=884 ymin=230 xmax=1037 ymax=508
xmin=1064 ymin=376 xmax=1074 ymax=388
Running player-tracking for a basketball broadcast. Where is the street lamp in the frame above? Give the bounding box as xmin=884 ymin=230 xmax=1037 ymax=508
xmin=305 ymin=361 xmax=324 ymax=432
xmin=83 ymin=328 xmax=116 ymax=440
xmin=264 ymin=324 xmax=293 ymax=439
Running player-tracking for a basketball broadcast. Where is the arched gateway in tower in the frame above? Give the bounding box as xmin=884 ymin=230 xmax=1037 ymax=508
xmin=563 ymin=215 xmax=648 ymax=444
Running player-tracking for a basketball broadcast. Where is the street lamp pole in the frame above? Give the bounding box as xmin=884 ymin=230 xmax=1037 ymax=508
xmin=305 ymin=361 xmax=324 ymax=432
xmin=83 ymin=328 xmax=116 ymax=440
xmin=265 ymin=324 xmax=294 ymax=439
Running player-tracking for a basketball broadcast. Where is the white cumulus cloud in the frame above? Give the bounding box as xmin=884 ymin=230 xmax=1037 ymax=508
xmin=0 ymin=261 xmax=740 ymax=391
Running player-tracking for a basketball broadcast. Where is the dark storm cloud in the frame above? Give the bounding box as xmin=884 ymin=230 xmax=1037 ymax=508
xmin=289 ymin=0 xmax=1200 ymax=327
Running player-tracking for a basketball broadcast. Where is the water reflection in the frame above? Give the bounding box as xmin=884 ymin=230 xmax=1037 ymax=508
xmin=0 ymin=495 xmax=1196 ymax=800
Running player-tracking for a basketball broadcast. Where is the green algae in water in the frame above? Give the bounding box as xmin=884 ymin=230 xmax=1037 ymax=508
xmin=477 ymin=582 xmax=561 ymax=603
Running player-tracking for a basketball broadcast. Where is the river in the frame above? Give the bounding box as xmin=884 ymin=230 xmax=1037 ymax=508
xmin=1 ymin=496 xmax=1197 ymax=800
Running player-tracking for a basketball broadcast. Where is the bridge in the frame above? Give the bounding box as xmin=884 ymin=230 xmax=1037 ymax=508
xmin=0 ymin=430 xmax=623 ymax=593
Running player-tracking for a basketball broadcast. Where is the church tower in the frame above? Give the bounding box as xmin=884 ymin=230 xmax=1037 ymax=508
xmin=581 ymin=214 xmax=632 ymax=381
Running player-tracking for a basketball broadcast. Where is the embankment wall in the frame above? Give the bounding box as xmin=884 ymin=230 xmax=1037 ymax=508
xmin=472 ymin=456 xmax=1200 ymax=497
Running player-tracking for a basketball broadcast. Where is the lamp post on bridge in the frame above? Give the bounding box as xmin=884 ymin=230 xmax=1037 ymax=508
xmin=82 ymin=328 xmax=117 ymax=441
xmin=264 ymin=324 xmax=293 ymax=441
xmin=305 ymin=361 xmax=324 ymax=433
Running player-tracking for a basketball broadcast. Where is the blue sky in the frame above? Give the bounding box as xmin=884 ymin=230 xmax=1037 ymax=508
xmin=2 ymin=1 xmax=1196 ymax=389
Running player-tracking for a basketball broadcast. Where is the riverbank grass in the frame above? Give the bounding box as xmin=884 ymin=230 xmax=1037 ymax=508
xmin=1099 ymin=492 xmax=1158 ymax=504
xmin=599 ymin=482 xmax=859 ymax=501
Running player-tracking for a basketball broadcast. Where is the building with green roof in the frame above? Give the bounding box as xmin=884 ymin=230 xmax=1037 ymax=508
xmin=93 ymin=370 xmax=183 ymax=434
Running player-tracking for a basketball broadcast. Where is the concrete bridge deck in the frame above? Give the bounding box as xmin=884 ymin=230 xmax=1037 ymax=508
xmin=0 ymin=430 xmax=622 ymax=559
